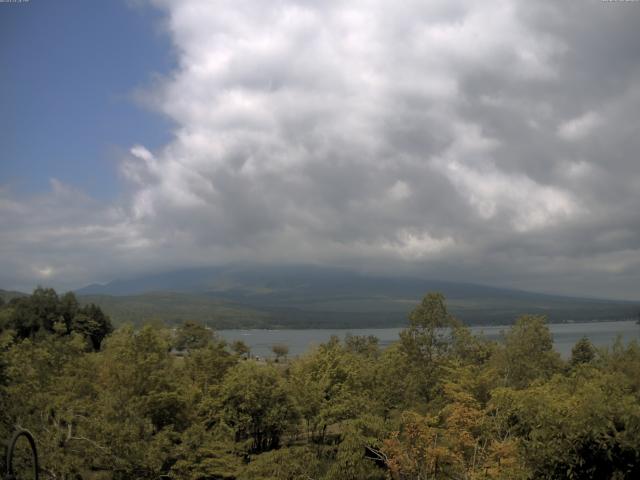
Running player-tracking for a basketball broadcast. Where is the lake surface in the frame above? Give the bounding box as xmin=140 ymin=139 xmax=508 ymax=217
xmin=218 ymin=320 xmax=640 ymax=358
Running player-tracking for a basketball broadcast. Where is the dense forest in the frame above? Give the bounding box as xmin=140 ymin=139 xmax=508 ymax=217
xmin=2 ymin=288 xmax=640 ymax=479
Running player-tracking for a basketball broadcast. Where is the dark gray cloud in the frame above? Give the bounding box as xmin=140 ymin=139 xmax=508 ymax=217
xmin=1 ymin=0 xmax=640 ymax=299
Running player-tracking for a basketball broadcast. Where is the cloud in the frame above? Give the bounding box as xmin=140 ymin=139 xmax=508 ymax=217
xmin=0 ymin=179 xmax=153 ymax=291
xmin=558 ymin=111 xmax=602 ymax=141
xmin=128 ymin=0 xmax=574 ymax=246
xmin=2 ymin=0 xmax=640 ymax=299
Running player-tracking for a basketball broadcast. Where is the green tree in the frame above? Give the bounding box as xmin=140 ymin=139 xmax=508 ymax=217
xmin=598 ymin=338 xmax=640 ymax=395
xmin=373 ymin=343 xmax=415 ymax=415
xmin=231 ymin=339 xmax=251 ymax=359
xmin=345 ymin=333 xmax=380 ymax=357
xmin=570 ymin=336 xmax=596 ymax=368
xmin=3 ymin=329 xmax=95 ymax=478
xmin=182 ymin=340 xmax=236 ymax=396
xmin=289 ymin=337 xmax=376 ymax=443
xmin=325 ymin=416 xmax=388 ymax=480
xmin=0 ymin=330 xmax=13 ymax=456
xmin=4 ymin=288 xmax=112 ymax=350
xmin=174 ymin=320 xmax=214 ymax=351
xmin=59 ymin=291 xmax=79 ymax=332
xmin=493 ymin=315 xmax=562 ymax=389
xmin=400 ymin=293 xmax=458 ymax=364
xmin=399 ymin=292 xmax=459 ymax=402
xmin=72 ymin=303 xmax=113 ymax=350
xmin=88 ymin=326 xmax=184 ymax=477
xmin=271 ymin=343 xmax=289 ymax=361
xmin=492 ymin=369 xmax=640 ymax=479
xmin=170 ymin=424 xmax=242 ymax=480
xmin=8 ymin=287 xmax=60 ymax=338
xmin=219 ymin=361 xmax=298 ymax=453
xmin=238 ymin=446 xmax=321 ymax=480
xmin=0 ymin=304 xmax=11 ymax=333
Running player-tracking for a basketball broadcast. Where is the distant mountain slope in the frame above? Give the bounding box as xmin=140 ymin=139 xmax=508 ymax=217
xmin=75 ymin=264 xmax=598 ymax=301
xmin=75 ymin=265 xmax=640 ymax=328
xmin=77 ymin=292 xmax=272 ymax=329
xmin=0 ymin=288 xmax=28 ymax=303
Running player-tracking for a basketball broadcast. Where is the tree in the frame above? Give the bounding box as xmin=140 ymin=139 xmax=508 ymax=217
xmin=231 ymin=339 xmax=251 ymax=359
xmin=174 ymin=320 xmax=214 ymax=351
xmin=59 ymin=291 xmax=79 ymax=332
xmin=0 ymin=303 xmax=11 ymax=333
xmin=400 ymin=292 xmax=459 ymax=364
xmin=182 ymin=341 xmax=236 ymax=395
xmin=598 ymin=338 xmax=640 ymax=394
xmin=219 ymin=362 xmax=298 ymax=453
xmin=72 ymin=303 xmax=113 ymax=351
xmin=325 ymin=416 xmax=388 ymax=480
xmin=345 ymin=334 xmax=380 ymax=357
xmin=0 ymin=330 xmax=12 ymax=451
xmin=238 ymin=446 xmax=321 ymax=480
xmin=271 ymin=343 xmax=289 ymax=361
xmin=570 ymin=336 xmax=596 ymax=368
xmin=4 ymin=288 xmax=112 ymax=350
xmin=493 ymin=315 xmax=562 ymax=389
xmin=374 ymin=343 xmax=415 ymax=415
xmin=288 ymin=337 xmax=375 ymax=444
xmin=491 ymin=369 xmax=640 ymax=479
xmin=399 ymin=292 xmax=459 ymax=401
xmin=90 ymin=326 xmax=184 ymax=476
xmin=2 ymin=328 xmax=96 ymax=478
xmin=170 ymin=424 xmax=242 ymax=480
xmin=8 ymin=287 xmax=60 ymax=338
xmin=383 ymin=406 xmax=528 ymax=480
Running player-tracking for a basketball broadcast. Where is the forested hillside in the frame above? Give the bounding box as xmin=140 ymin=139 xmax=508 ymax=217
xmin=2 ymin=289 xmax=640 ymax=479
xmin=74 ymin=266 xmax=639 ymax=328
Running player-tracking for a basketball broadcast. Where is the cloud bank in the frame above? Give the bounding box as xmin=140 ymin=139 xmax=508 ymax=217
xmin=2 ymin=0 xmax=640 ymax=299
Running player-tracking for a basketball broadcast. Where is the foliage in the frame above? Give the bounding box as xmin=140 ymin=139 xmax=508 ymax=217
xmin=231 ymin=339 xmax=251 ymax=359
xmin=491 ymin=368 xmax=640 ymax=479
xmin=324 ymin=416 xmax=388 ymax=480
xmin=288 ymin=336 xmax=378 ymax=444
xmin=399 ymin=292 xmax=460 ymax=403
xmin=492 ymin=315 xmax=563 ymax=389
xmin=218 ymin=361 xmax=298 ymax=453
xmin=2 ymin=288 xmax=640 ymax=479
xmin=238 ymin=446 xmax=321 ymax=480
xmin=344 ymin=333 xmax=380 ymax=357
xmin=569 ymin=336 xmax=597 ymax=368
xmin=271 ymin=343 xmax=289 ymax=360
xmin=2 ymin=287 xmax=112 ymax=350
xmin=170 ymin=424 xmax=242 ymax=480
xmin=174 ymin=320 xmax=215 ymax=351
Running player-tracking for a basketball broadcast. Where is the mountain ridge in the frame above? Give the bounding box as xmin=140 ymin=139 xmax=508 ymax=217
xmin=68 ymin=265 xmax=640 ymax=328
xmin=74 ymin=264 xmax=635 ymax=303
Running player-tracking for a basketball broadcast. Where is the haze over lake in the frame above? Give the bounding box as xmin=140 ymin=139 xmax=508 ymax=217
xmin=219 ymin=320 xmax=640 ymax=359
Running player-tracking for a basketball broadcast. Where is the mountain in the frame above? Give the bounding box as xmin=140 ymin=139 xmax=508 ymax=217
xmin=74 ymin=265 xmax=640 ymax=328
xmin=0 ymin=288 xmax=28 ymax=303
xmin=76 ymin=291 xmax=272 ymax=329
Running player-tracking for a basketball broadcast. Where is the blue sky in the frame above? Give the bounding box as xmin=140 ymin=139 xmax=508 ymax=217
xmin=0 ymin=0 xmax=173 ymax=200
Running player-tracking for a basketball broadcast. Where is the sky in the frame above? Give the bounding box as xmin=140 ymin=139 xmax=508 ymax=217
xmin=1 ymin=0 xmax=640 ymax=300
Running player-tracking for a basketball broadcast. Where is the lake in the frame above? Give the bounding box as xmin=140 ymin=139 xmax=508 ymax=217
xmin=218 ymin=320 xmax=640 ymax=358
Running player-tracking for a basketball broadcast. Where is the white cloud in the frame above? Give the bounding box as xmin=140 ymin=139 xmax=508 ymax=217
xmin=431 ymin=122 xmax=580 ymax=231
xmin=558 ymin=111 xmax=602 ymax=141
xmin=33 ymin=266 xmax=54 ymax=279
xmin=384 ymin=229 xmax=455 ymax=260
xmin=129 ymin=0 xmax=573 ymax=247
xmin=2 ymin=0 xmax=640 ymax=299
xmin=436 ymin=155 xmax=580 ymax=232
